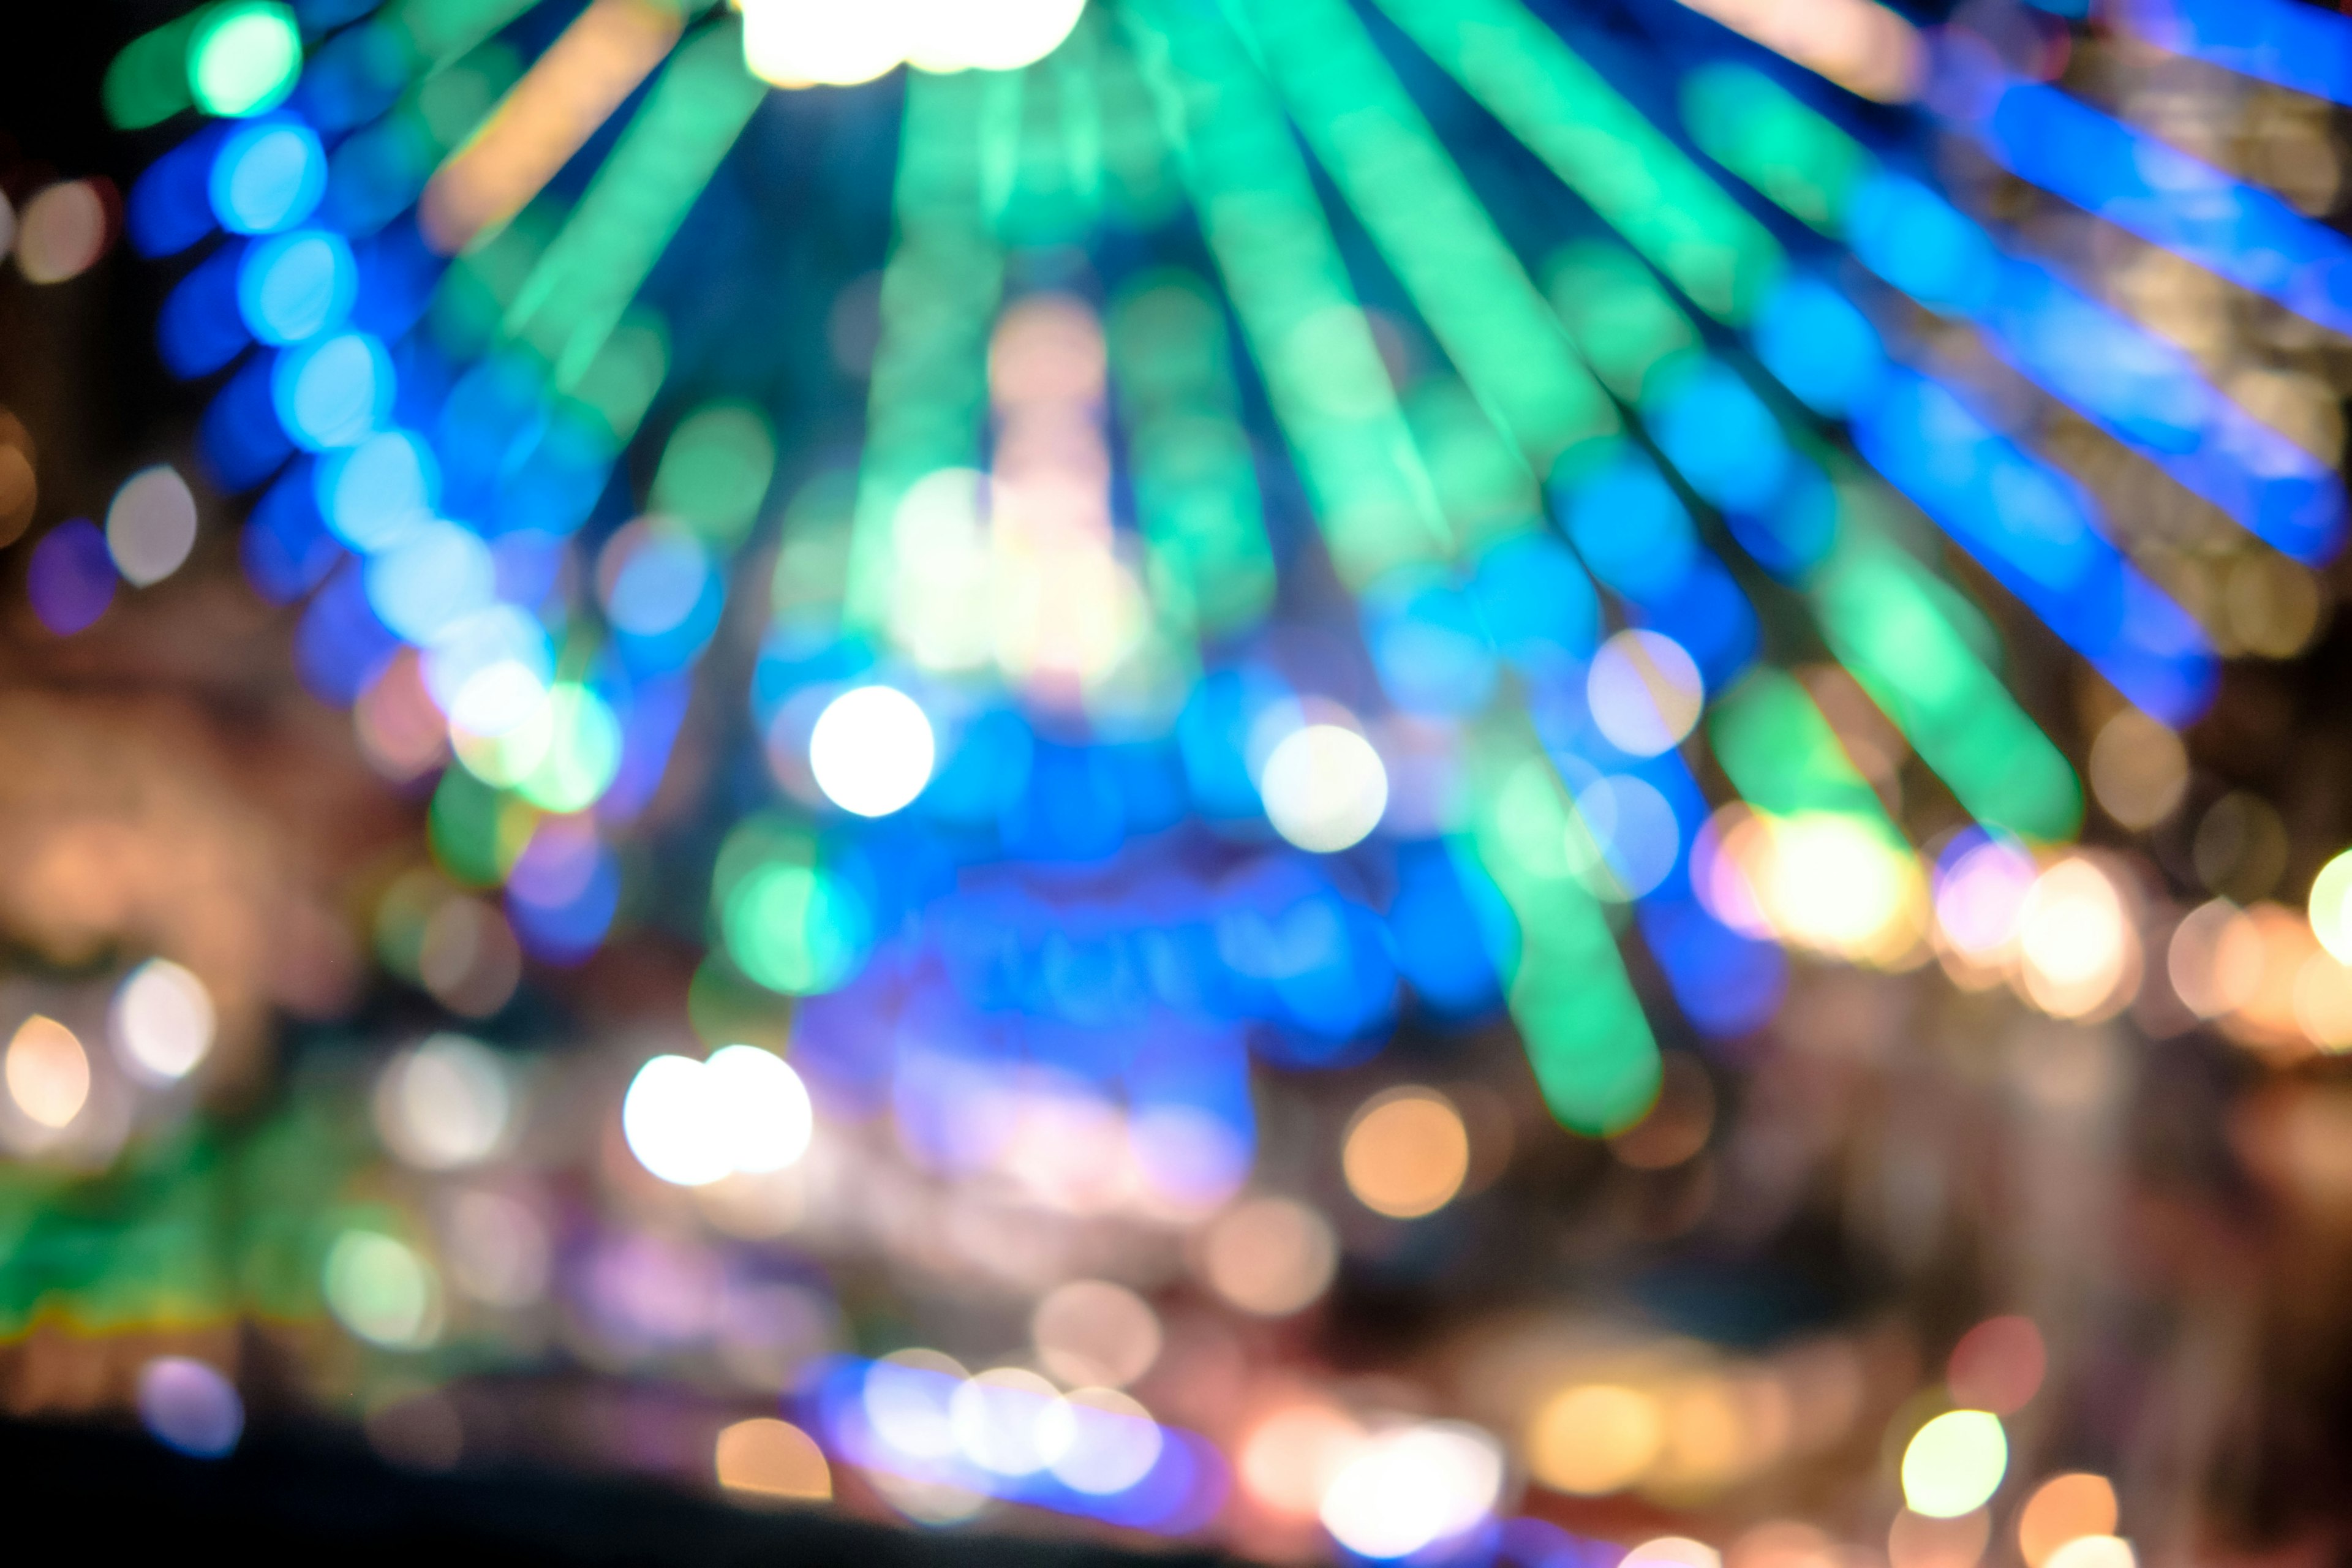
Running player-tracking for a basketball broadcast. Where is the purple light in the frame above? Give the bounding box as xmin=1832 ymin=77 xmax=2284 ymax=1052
xmin=28 ymin=519 xmax=117 ymax=635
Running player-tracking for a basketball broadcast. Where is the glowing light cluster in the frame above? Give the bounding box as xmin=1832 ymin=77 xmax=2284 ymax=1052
xmin=740 ymin=0 xmax=1088 ymax=88
xmin=622 ymin=1045 xmax=815 ymax=1186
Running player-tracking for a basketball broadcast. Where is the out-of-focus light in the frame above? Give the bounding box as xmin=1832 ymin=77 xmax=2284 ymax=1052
xmin=741 ymin=0 xmax=1088 ymax=86
xmin=373 ymin=1033 xmax=511 ymax=1170
xmin=1571 ymin=774 xmax=1681 ymax=899
xmin=514 ymin=683 xmax=624 ymax=813
xmin=1341 ymin=1086 xmax=1469 ymax=1219
xmin=6 ymin=1016 xmax=91 ymax=1130
xmin=623 ymin=1047 xmax=815 ymax=1185
xmin=1589 ymin=630 xmax=1703 ymax=757
xmin=1032 ymin=1280 xmax=1162 ymax=1389
xmin=1199 ymin=1195 xmax=1338 ymax=1316
xmin=209 ymin=121 xmax=325 ymax=235
xmin=366 ymin=521 xmax=496 ymax=643
xmin=274 ymin=331 xmax=393 ymax=451
xmin=904 ymin=0 xmax=1090 ymax=71
xmin=1526 ymin=1384 xmax=1665 ymax=1495
xmin=624 ymin=1053 xmax=734 ymax=1186
xmin=318 ymin=431 xmax=436 ymax=552
xmin=105 ymin=465 xmax=198 ymax=586
xmin=715 ymin=1417 xmax=834 ymax=1502
xmin=1608 ymin=1052 xmax=1714 ymax=1169
xmin=2293 ymin=948 xmax=2352 ymax=1053
xmin=237 ymin=230 xmax=355 ymax=345
xmin=1261 ymin=723 xmax=1388 ymax=853
xmin=190 ymin=2 xmax=303 ymax=118
xmin=725 ymin=858 xmax=870 ymax=997
xmin=110 ymin=958 xmax=216 ymax=1082
xmin=1239 ymin=1403 xmax=1364 ymax=1517
xmin=1901 ymin=1411 xmax=2007 ymax=1518
xmin=13 ymin=182 xmax=111 ymax=284
xmin=1888 ymin=1507 xmax=1990 ymax=1568
xmin=809 ymin=685 xmax=935 ymax=816
xmin=137 ymin=1357 xmax=243 ymax=1458
xmin=2015 ymin=859 xmax=2139 ymax=1019
xmin=1624 ymin=1538 xmax=1725 ymax=1568
xmin=706 ymin=1044 xmax=815 ymax=1173
xmin=2016 ymin=1474 xmax=2119 ymax=1568
xmin=952 ymin=1366 xmax=1062 ymax=1475
xmin=864 ymin=1349 xmax=970 ymax=1460
xmin=2309 ymin=848 xmax=2352 ymax=963
xmin=1933 ymin=834 xmax=2038 ymax=968
xmin=1728 ymin=812 xmax=1925 ymax=965
xmin=419 ymin=0 xmax=683 ymax=254
xmin=742 ymin=0 xmax=907 ymax=86
xmin=1669 ymin=0 xmax=1919 ymax=100
xmin=1318 ymin=1422 xmax=1503 ymax=1560
xmin=2045 ymin=1541 xmax=2134 ymax=1568
xmin=2168 ymin=899 xmax=2256 ymax=1019
xmin=1041 ymin=1386 xmax=1164 ymax=1494
xmin=324 ymin=1230 xmax=440 ymax=1349
xmin=2087 ymin=710 xmax=2188 ymax=831
xmin=1946 ymin=1316 xmax=2045 ymax=1415
xmin=28 ymin=519 xmax=116 ymax=635
xmin=447 ymin=1189 xmax=552 ymax=1308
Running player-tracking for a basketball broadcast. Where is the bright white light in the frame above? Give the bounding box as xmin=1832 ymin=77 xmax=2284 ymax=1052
xmin=741 ymin=0 xmax=907 ymax=86
xmin=864 ymin=1351 xmax=968 ymax=1460
xmin=624 ymin=1048 xmax=817 ymax=1186
xmin=1901 ymin=1409 xmax=2008 ymax=1518
xmin=1588 ymin=629 xmax=1703 ymax=756
xmin=809 ymin=685 xmax=935 ymax=817
xmin=111 ymin=959 xmax=216 ymax=1082
xmin=105 ymin=466 xmax=199 ymax=587
xmin=373 ymin=1033 xmax=511 ymax=1170
xmin=1040 ymin=1386 xmax=1163 ymax=1494
xmin=950 ymin=1366 xmax=1061 ymax=1476
xmin=1261 ymin=723 xmax=1388 ymax=853
xmin=740 ymin=0 xmax=1089 ymax=86
xmin=705 ymin=1044 xmax=815 ymax=1174
xmin=1317 ymin=1421 xmax=1503 ymax=1559
xmin=902 ymin=0 xmax=1088 ymax=70
xmin=622 ymin=1054 xmax=733 ymax=1186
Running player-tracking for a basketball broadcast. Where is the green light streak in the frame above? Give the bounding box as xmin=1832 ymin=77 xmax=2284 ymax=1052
xmin=1541 ymin=241 xmax=2082 ymax=843
xmin=104 ymin=12 xmax=205 ymax=130
xmin=1374 ymin=0 xmax=1784 ymax=323
xmin=1681 ymin=63 xmax=1870 ymax=234
xmin=502 ymin=16 xmax=767 ymax=391
xmin=1408 ymin=377 xmax=1548 ymax=548
xmin=381 ymin=0 xmax=541 ymax=73
xmin=1107 ymin=270 xmax=1277 ymax=639
xmin=841 ymin=70 xmax=1009 ymax=636
xmin=1457 ymin=723 xmax=1660 ymax=1136
xmin=1121 ymin=0 xmax=1452 ymax=590
xmin=1815 ymin=496 xmax=2084 ymax=842
xmin=1708 ymin=668 xmax=1900 ymax=835
xmin=1226 ymin=0 xmax=1618 ymax=483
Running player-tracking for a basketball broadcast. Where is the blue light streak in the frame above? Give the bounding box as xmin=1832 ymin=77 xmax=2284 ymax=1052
xmin=1946 ymin=59 xmax=2352 ymax=337
xmin=1851 ymin=369 xmax=2217 ymax=723
xmin=2120 ymin=0 xmax=2352 ymax=108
